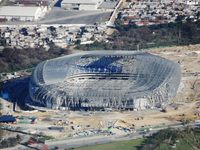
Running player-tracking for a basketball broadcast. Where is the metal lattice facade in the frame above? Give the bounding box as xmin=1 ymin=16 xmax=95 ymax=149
xmin=29 ymin=51 xmax=181 ymax=110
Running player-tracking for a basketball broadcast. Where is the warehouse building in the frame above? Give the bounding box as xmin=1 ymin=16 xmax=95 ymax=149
xmin=15 ymin=0 xmax=51 ymax=7
xmin=61 ymin=0 xmax=103 ymax=10
xmin=0 ymin=6 xmax=48 ymax=21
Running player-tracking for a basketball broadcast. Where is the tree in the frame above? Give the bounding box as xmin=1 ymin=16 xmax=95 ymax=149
xmin=175 ymin=15 xmax=185 ymax=45
xmin=75 ymin=39 xmax=81 ymax=45
xmin=115 ymin=19 xmax=125 ymax=31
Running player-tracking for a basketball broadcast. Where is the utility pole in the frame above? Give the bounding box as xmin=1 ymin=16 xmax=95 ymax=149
xmin=137 ymin=44 xmax=140 ymax=51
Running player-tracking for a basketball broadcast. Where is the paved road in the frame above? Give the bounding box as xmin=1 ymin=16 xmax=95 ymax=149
xmin=46 ymin=122 xmax=200 ymax=150
xmin=39 ymin=8 xmax=112 ymax=24
xmin=105 ymin=0 xmax=125 ymax=35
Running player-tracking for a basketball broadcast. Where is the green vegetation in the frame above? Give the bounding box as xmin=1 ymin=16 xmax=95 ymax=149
xmin=0 ymin=131 xmax=2 ymax=141
xmin=0 ymin=0 xmax=15 ymax=6
xmin=71 ymin=138 xmax=144 ymax=150
xmin=0 ymin=136 xmax=18 ymax=149
xmin=71 ymin=127 xmax=200 ymax=150
xmin=77 ymin=20 xmax=200 ymax=51
xmin=141 ymin=127 xmax=200 ymax=150
xmin=0 ymin=101 xmax=2 ymax=111
xmin=42 ymin=135 xmax=54 ymax=141
xmin=0 ymin=46 xmax=71 ymax=73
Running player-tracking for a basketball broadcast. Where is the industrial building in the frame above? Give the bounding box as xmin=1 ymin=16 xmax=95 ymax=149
xmin=29 ymin=51 xmax=181 ymax=111
xmin=0 ymin=6 xmax=48 ymax=21
xmin=61 ymin=0 xmax=103 ymax=10
xmin=15 ymin=0 xmax=51 ymax=7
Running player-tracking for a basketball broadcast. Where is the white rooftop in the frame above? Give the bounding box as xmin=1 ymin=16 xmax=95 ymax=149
xmin=0 ymin=6 xmax=40 ymax=17
xmin=62 ymin=0 xmax=100 ymax=4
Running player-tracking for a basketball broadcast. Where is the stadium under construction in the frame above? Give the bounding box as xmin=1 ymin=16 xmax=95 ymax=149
xmin=29 ymin=51 xmax=181 ymax=111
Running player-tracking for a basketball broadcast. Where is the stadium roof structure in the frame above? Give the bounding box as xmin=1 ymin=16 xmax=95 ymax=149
xmin=29 ymin=51 xmax=181 ymax=111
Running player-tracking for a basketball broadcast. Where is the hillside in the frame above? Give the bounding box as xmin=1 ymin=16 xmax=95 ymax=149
xmin=77 ymin=20 xmax=200 ymax=50
xmin=0 ymin=47 xmax=71 ymax=73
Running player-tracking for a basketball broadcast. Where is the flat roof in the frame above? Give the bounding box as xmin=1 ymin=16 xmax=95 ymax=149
xmin=62 ymin=0 xmax=99 ymax=4
xmin=16 ymin=0 xmax=50 ymax=6
xmin=0 ymin=6 xmax=40 ymax=17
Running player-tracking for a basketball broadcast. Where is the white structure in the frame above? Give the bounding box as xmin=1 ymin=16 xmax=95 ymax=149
xmin=186 ymin=0 xmax=199 ymax=5
xmin=30 ymin=51 xmax=181 ymax=111
xmin=61 ymin=0 xmax=103 ymax=10
xmin=174 ymin=0 xmax=199 ymax=5
xmin=0 ymin=6 xmax=48 ymax=21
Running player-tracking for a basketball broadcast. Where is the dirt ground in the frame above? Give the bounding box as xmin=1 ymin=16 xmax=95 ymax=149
xmin=149 ymin=44 xmax=200 ymax=103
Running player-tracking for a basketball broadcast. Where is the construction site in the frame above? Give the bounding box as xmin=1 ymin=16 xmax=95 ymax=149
xmin=0 ymin=44 xmax=200 ymax=149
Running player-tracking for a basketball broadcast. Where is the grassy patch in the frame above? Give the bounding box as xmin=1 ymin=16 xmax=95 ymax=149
xmin=72 ymin=138 xmax=144 ymax=150
xmin=175 ymin=139 xmax=193 ymax=150
xmin=141 ymin=127 xmax=200 ymax=150
xmin=67 ymin=127 xmax=200 ymax=150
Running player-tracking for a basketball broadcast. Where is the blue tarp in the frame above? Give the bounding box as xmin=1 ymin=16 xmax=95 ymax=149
xmin=0 ymin=115 xmax=16 ymax=123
